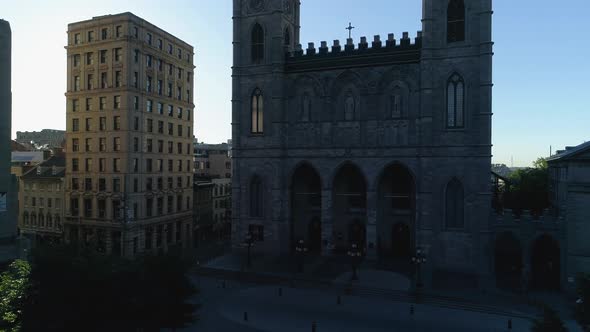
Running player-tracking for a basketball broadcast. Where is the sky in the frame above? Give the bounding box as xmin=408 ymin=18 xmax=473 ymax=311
xmin=1 ymin=0 xmax=589 ymax=167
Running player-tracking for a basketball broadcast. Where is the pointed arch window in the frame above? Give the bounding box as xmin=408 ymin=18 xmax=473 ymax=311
xmin=251 ymin=88 xmax=264 ymax=134
xmin=447 ymin=0 xmax=466 ymax=43
xmin=250 ymin=176 xmax=263 ymax=218
xmin=344 ymin=92 xmax=356 ymax=121
xmin=251 ymin=23 xmax=264 ymax=63
xmin=447 ymin=74 xmax=464 ymax=128
xmin=301 ymin=93 xmax=311 ymax=122
xmin=445 ymin=179 xmax=464 ymax=229
xmin=390 ymin=86 xmax=403 ymax=118
xmin=284 ymin=27 xmax=291 ymax=47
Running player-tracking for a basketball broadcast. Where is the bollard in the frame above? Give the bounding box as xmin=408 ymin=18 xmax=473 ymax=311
xmin=279 ymin=287 xmax=283 ymax=297
xmin=312 ymin=321 xmax=317 ymax=332
xmin=508 ymin=319 xmax=512 ymax=330
xmin=244 ymin=311 xmax=248 ymax=322
xmin=337 ymin=295 xmax=341 ymax=305
xmin=410 ymin=305 xmax=415 ymax=316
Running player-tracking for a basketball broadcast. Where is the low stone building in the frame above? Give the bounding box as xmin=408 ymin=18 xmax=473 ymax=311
xmin=193 ymin=177 xmax=214 ymax=247
xmin=16 ymin=129 xmax=66 ymax=149
xmin=193 ymin=141 xmax=232 ymax=179
xmin=548 ymin=142 xmax=590 ymax=291
xmin=18 ymin=155 xmax=66 ymax=245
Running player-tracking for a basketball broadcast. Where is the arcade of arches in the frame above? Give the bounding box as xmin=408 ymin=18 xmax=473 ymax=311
xmin=290 ymin=162 xmax=416 ymax=261
xmin=288 ymin=161 xmax=563 ymax=291
xmin=494 ymin=232 xmax=561 ymax=291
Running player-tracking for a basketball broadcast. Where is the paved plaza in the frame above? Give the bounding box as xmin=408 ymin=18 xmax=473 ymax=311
xmin=176 ymin=251 xmax=582 ymax=332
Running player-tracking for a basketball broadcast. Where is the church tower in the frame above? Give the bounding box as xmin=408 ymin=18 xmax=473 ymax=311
xmin=420 ymin=0 xmax=494 ymax=282
xmin=232 ymin=0 xmax=301 ymax=250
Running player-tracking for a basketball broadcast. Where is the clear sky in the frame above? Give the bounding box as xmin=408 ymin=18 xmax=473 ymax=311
xmin=1 ymin=0 xmax=589 ymax=167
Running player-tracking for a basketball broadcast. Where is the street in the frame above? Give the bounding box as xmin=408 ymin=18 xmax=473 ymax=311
xmin=183 ymin=276 xmax=545 ymax=332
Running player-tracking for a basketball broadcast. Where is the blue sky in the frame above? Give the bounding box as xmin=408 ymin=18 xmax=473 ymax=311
xmin=2 ymin=0 xmax=589 ymax=166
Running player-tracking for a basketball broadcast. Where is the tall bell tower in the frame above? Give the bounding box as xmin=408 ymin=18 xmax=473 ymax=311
xmin=420 ymin=0 xmax=494 ymax=284
xmin=231 ymin=0 xmax=301 ymax=251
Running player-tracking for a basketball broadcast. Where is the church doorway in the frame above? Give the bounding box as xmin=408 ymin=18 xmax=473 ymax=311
xmin=494 ymin=232 xmax=523 ymax=290
xmin=531 ymin=234 xmax=560 ymax=290
xmin=391 ymin=222 xmax=412 ymax=259
xmin=377 ymin=163 xmax=415 ymax=260
xmin=348 ymin=219 xmax=366 ymax=251
xmin=333 ymin=163 xmax=367 ymax=254
xmin=291 ymin=163 xmax=322 ymax=254
xmin=308 ymin=217 xmax=322 ymax=254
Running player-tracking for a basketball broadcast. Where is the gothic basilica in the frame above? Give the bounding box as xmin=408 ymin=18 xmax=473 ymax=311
xmin=231 ymin=0 xmax=494 ymax=285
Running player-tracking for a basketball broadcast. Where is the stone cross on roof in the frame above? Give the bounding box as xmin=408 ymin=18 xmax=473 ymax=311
xmin=346 ymin=22 xmax=355 ymax=39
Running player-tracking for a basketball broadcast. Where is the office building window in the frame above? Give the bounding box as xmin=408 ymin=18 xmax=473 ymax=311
xmin=113 ymin=116 xmax=121 ymax=131
xmin=72 ymin=138 xmax=80 ymax=152
xmin=86 ymin=98 xmax=92 ymax=111
xmin=72 ymin=119 xmax=79 ymax=132
xmin=114 ymin=96 xmax=121 ymax=109
xmin=85 ymin=138 xmax=92 ymax=152
xmin=113 ymin=137 xmax=121 ymax=151
xmin=99 ymin=138 xmax=106 ymax=152
xmin=115 ymin=71 xmax=121 ymax=87
xmin=99 ymin=117 xmax=106 ymax=131
xmin=87 ymin=74 xmax=94 ymax=90
xmin=100 ymin=50 xmax=107 ymax=64
xmin=99 ymin=97 xmax=106 ymax=110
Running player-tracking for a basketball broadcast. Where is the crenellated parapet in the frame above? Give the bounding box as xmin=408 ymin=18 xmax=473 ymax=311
xmin=286 ymin=31 xmax=422 ymax=73
xmin=491 ymin=208 xmax=564 ymax=234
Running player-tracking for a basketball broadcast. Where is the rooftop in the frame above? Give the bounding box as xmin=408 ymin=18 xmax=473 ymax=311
xmin=547 ymin=141 xmax=590 ymax=162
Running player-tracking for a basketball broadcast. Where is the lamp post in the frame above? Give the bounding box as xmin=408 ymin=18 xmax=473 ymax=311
xmin=294 ymin=238 xmax=308 ymax=273
xmin=347 ymin=242 xmax=362 ymax=281
xmin=244 ymin=231 xmax=254 ymax=268
xmin=411 ymin=248 xmax=427 ymax=291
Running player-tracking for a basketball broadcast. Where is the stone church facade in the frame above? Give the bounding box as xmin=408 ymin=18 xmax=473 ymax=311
xmin=232 ymin=0 xmax=493 ymax=283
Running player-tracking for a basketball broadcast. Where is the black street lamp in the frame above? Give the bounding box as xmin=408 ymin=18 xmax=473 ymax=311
xmin=244 ymin=231 xmax=254 ymax=268
xmin=347 ymin=242 xmax=362 ymax=281
xmin=294 ymin=238 xmax=308 ymax=273
xmin=411 ymin=248 xmax=427 ymax=291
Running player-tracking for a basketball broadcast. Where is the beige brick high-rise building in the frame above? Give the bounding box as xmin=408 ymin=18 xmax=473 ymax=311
xmin=64 ymin=13 xmax=194 ymax=257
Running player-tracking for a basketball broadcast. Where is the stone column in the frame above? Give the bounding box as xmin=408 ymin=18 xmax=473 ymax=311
xmin=321 ymin=189 xmax=333 ymax=256
xmin=366 ymin=190 xmax=378 ymax=259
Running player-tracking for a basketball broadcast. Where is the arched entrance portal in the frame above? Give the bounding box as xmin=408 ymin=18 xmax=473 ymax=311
xmin=291 ymin=163 xmax=322 ymax=254
xmin=494 ymin=232 xmax=523 ymax=290
xmin=377 ymin=164 xmax=415 ymax=261
xmin=333 ymin=163 xmax=367 ymax=255
xmin=392 ymin=222 xmax=412 ymax=259
xmin=531 ymin=234 xmax=560 ymax=290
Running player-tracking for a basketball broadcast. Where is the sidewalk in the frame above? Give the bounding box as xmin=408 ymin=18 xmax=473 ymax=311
xmin=200 ymin=252 xmax=581 ymax=326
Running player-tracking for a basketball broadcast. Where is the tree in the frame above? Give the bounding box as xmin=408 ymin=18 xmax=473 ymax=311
xmin=0 ymin=260 xmax=31 ymax=332
xmin=505 ymin=157 xmax=550 ymax=215
xmin=575 ymin=274 xmax=590 ymax=330
xmin=21 ymin=245 xmax=197 ymax=331
xmin=531 ymin=306 xmax=568 ymax=332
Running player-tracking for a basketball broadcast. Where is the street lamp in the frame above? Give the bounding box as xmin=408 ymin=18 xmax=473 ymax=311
xmin=294 ymin=238 xmax=308 ymax=273
xmin=347 ymin=242 xmax=362 ymax=281
xmin=411 ymin=248 xmax=427 ymax=291
xmin=244 ymin=231 xmax=254 ymax=268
